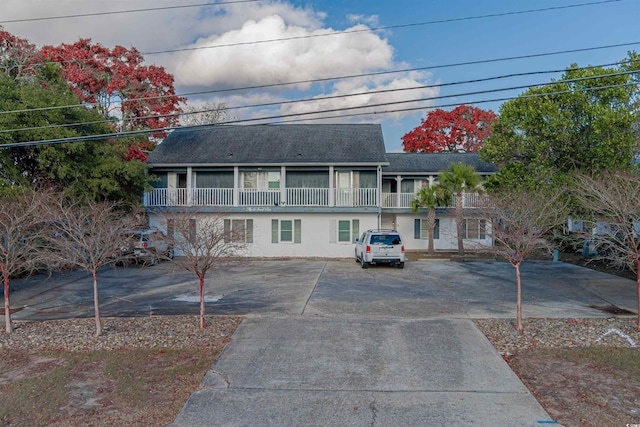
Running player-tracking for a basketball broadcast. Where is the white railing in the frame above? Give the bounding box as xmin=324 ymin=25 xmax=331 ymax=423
xmin=382 ymin=193 xmax=415 ymax=208
xmin=381 ymin=192 xmax=490 ymax=209
xmin=286 ymin=188 xmax=329 ymax=206
xmin=143 ymin=187 xmax=376 ymax=207
xmin=335 ymin=188 xmax=377 ymax=206
xmin=239 ymin=189 xmax=280 ymax=206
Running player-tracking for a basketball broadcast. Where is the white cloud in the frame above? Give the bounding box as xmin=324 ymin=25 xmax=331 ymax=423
xmin=278 ymin=71 xmax=439 ymax=123
xmin=171 ymin=15 xmax=393 ymax=89
xmin=346 ymin=14 xmax=379 ymax=26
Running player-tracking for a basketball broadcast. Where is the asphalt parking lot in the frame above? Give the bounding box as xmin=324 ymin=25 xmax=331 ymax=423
xmin=7 ymin=258 xmax=638 ymax=321
xmin=6 ymin=258 xmax=638 ymax=426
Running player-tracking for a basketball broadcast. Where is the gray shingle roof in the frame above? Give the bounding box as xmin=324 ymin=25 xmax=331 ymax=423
xmin=148 ymin=124 xmax=387 ymax=165
xmin=383 ymin=153 xmax=497 ymax=174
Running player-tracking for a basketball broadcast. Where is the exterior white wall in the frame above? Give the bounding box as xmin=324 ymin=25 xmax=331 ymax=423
xmin=394 ymin=213 xmax=493 ymax=252
xmin=149 ymin=211 xmax=380 ymax=258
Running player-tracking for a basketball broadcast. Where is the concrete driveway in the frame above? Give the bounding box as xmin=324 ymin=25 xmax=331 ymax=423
xmin=5 ymin=259 xmax=638 ymax=426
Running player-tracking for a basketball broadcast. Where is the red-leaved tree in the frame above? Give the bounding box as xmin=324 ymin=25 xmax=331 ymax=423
xmin=40 ymin=39 xmax=185 ymax=146
xmin=0 ymin=26 xmax=42 ymax=77
xmin=402 ymin=105 xmax=497 ymax=153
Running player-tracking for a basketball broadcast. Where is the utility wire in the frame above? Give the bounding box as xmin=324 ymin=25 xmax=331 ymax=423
xmin=1 ymin=81 xmax=635 ymax=148
xmin=0 ymin=0 xmax=262 ymax=24
xmin=2 ymin=41 xmax=638 ymax=116
xmin=1 ymin=67 xmax=636 ymax=135
xmin=141 ymin=0 xmax=623 ymax=55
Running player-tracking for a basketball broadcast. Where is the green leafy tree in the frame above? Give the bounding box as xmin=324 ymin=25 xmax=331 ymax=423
xmin=412 ymin=185 xmax=448 ymax=255
xmin=482 ymin=53 xmax=640 ymax=190
xmin=439 ymin=163 xmax=482 ymax=255
xmin=0 ymin=65 xmax=148 ymax=204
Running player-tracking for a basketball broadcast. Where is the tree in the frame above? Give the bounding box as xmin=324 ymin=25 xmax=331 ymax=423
xmin=402 ymin=105 xmax=497 ymax=153
xmin=180 ymin=102 xmax=234 ymax=127
xmin=482 ymin=53 xmax=640 ymax=190
xmin=160 ymin=211 xmax=245 ymax=329
xmin=45 ymin=197 xmax=141 ymax=336
xmin=412 ymin=185 xmax=448 ymax=255
xmin=40 ymin=39 xmax=184 ymax=139
xmin=0 ymin=25 xmax=41 ymax=77
xmin=439 ymin=163 xmax=482 ymax=255
xmin=479 ymin=188 xmax=568 ymax=333
xmin=0 ymin=65 xmax=148 ymax=204
xmin=0 ymin=190 xmax=49 ymax=333
xmin=571 ymin=170 xmax=640 ymax=331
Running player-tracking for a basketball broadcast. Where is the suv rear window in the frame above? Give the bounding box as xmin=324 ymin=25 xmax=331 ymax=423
xmin=370 ymin=234 xmax=401 ymax=245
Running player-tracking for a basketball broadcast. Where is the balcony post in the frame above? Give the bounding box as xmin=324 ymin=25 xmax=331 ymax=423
xmin=233 ymin=167 xmax=239 ymax=207
xmin=395 ymin=175 xmax=402 ymax=208
xmin=280 ymin=166 xmax=287 ymax=205
xmin=329 ymin=166 xmax=335 ymax=207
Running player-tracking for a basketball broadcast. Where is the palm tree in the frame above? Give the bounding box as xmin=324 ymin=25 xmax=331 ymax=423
xmin=440 ymin=163 xmax=481 ymax=255
xmin=412 ymin=185 xmax=448 ymax=255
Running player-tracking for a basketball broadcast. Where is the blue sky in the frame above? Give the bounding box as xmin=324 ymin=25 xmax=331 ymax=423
xmin=1 ymin=0 xmax=638 ymax=151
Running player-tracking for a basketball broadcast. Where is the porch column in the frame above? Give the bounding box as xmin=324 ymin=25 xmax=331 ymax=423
xmin=395 ymin=175 xmax=402 ymax=208
xmin=328 ymin=166 xmax=335 ymax=207
xmin=233 ymin=166 xmax=239 ymax=207
xmin=186 ymin=167 xmax=193 ymax=206
xmin=281 ymin=166 xmax=287 ymax=205
xmin=428 ymin=175 xmax=435 ymax=187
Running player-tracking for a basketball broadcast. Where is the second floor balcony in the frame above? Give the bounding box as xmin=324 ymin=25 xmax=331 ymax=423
xmin=143 ymin=187 xmax=378 ymax=208
xmin=382 ymin=192 xmax=488 ymax=209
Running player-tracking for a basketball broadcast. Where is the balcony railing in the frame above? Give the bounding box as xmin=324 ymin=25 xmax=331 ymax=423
xmin=382 ymin=192 xmax=489 ymax=209
xmin=143 ymin=187 xmax=377 ymax=207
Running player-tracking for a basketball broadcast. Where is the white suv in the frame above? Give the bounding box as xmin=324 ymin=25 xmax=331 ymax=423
xmin=121 ymin=228 xmax=173 ymax=264
xmin=355 ymin=229 xmax=405 ymax=269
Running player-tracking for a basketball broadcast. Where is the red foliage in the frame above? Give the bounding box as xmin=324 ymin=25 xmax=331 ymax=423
xmin=0 ymin=26 xmax=42 ymax=77
xmin=402 ymin=105 xmax=497 ymax=153
xmin=40 ymin=39 xmax=185 ymax=139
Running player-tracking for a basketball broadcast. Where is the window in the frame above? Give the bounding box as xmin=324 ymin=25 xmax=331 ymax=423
xmin=462 ymin=219 xmax=486 ymax=239
xmin=242 ymin=171 xmax=280 ymax=190
xmin=223 ymin=219 xmax=253 ymax=243
xmin=271 ymin=219 xmax=301 ymax=243
xmin=167 ymin=218 xmax=196 ymax=242
xmin=414 ymin=218 xmax=440 ymax=239
xmin=335 ymin=219 xmax=360 ymax=243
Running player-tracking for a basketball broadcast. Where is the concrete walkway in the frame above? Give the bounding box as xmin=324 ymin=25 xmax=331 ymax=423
xmin=170 ymin=317 xmax=553 ymax=426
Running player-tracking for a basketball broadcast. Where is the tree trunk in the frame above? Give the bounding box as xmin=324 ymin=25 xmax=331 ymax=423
xmin=3 ymin=274 xmax=11 ymax=333
xmin=428 ymin=209 xmax=436 ymax=255
xmin=199 ymin=275 xmax=206 ymax=329
xmin=515 ymin=262 xmax=523 ymax=334
xmin=637 ymin=260 xmax=639 ymax=332
xmin=93 ymin=270 xmax=102 ymax=336
xmin=455 ymin=192 xmax=464 ymax=255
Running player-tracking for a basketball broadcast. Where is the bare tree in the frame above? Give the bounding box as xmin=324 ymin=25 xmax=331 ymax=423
xmin=159 ymin=211 xmax=245 ymax=329
xmin=0 ymin=190 xmax=49 ymax=333
xmin=180 ymin=102 xmax=234 ymax=127
xmin=46 ymin=197 xmax=141 ymax=336
xmin=572 ymin=170 xmax=640 ymax=330
xmin=480 ymin=188 xmax=568 ymax=333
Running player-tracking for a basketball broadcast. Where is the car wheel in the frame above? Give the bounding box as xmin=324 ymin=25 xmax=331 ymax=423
xmin=398 ymin=262 xmax=405 ymax=269
xmin=360 ymin=254 xmax=368 ymax=269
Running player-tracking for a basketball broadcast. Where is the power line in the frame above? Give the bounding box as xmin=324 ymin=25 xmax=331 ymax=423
xmin=1 ymin=81 xmax=635 ymax=148
xmin=0 ymin=0 xmax=262 ymax=24
xmin=141 ymin=0 xmax=623 ymax=55
xmin=2 ymin=41 xmax=638 ymax=117
xmin=1 ymin=66 xmax=635 ymax=135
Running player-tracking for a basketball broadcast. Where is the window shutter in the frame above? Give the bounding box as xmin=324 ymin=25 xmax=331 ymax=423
xmin=271 ymin=219 xmax=278 ymax=243
xmin=246 ymin=219 xmax=254 ymax=243
xmin=414 ymin=219 xmax=421 ymax=239
xmin=329 ymin=220 xmax=336 ymax=243
xmin=434 ymin=219 xmax=440 ymax=239
xmin=224 ymin=219 xmax=231 ymax=243
xmin=294 ymin=220 xmax=302 ymax=244
xmin=352 ymin=219 xmax=359 ymax=243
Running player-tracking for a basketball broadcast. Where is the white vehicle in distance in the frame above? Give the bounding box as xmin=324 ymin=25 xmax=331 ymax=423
xmin=355 ymin=229 xmax=405 ymax=269
xmin=121 ymin=228 xmax=173 ymax=264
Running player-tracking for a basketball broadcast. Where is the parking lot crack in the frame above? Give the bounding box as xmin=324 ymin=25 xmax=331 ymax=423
xmin=301 ymin=261 xmax=326 ymax=315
